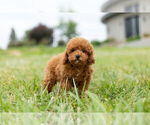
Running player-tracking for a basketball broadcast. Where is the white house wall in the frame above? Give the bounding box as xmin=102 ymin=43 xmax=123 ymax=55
xmin=140 ymin=0 xmax=150 ymax=12
xmin=105 ymin=15 xmax=125 ymax=42
xmin=140 ymin=14 xmax=150 ymax=37
xmin=105 ymin=13 xmax=141 ymax=42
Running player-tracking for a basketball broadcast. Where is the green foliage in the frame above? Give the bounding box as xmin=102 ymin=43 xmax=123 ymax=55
xmin=8 ymin=41 xmax=36 ymax=48
xmin=91 ymin=40 xmax=101 ymax=46
xmin=0 ymin=47 xmax=150 ymax=114
xmin=103 ymin=39 xmax=111 ymax=43
xmin=102 ymin=38 xmax=116 ymax=44
xmin=9 ymin=28 xmax=17 ymax=42
xmin=8 ymin=28 xmax=18 ymax=47
xmin=57 ymin=19 xmax=79 ymax=41
xmin=22 ymin=30 xmax=30 ymax=42
xmin=58 ymin=40 xmax=66 ymax=46
xmin=29 ymin=24 xmax=53 ymax=45
xmin=91 ymin=39 xmax=113 ymax=47
xmin=127 ymin=35 xmax=141 ymax=42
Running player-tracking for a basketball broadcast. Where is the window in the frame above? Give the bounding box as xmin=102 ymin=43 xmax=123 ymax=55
xmin=125 ymin=16 xmax=139 ymax=38
xmin=125 ymin=4 xmax=139 ymax=12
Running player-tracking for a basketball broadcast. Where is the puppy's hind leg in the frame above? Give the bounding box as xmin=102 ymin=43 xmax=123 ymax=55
xmin=43 ymin=80 xmax=56 ymax=93
xmin=43 ymin=70 xmax=56 ymax=93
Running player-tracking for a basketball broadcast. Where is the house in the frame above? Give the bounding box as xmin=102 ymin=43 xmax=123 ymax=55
xmin=101 ymin=0 xmax=150 ymax=44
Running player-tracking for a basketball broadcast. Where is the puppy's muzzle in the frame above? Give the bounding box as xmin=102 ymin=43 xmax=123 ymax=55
xmin=76 ymin=54 xmax=80 ymax=60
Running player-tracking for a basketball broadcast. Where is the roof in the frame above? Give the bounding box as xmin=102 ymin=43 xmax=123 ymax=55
xmin=102 ymin=13 xmax=140 ymax=23
xmin=101 ymin=0 xmax=124 ymax=12
xmin=101 ymin=13 xmax=122 ymax=23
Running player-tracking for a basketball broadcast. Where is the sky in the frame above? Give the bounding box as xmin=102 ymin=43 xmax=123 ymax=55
xmin=0 ymin=0 xmax=107 ymax=49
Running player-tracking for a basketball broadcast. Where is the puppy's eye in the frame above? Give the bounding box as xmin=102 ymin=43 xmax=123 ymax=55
xmin=82 ymin=50 xmax=86 ymax=53
xmin=71 ymin=49 xmax=75 ymax=52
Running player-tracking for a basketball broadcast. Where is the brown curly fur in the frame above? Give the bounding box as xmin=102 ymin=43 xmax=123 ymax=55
xmin=43 ymin=37 xmax=95 ymax=96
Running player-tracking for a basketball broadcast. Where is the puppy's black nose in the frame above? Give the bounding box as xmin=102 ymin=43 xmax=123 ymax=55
xmin=76 ymin=54 xmax=80 ymax=59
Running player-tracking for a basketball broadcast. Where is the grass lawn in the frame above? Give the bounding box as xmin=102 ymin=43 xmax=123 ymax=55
xmin=0 ymin=46 xmax=150 ymax=113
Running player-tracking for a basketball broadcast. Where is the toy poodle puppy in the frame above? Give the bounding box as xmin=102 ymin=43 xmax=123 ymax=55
xmin=43 ymin=37 xmax=95 ymax=96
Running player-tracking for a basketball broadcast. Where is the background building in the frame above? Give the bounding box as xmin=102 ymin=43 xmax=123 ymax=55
xmin=102 ymin=0 xmax=150 ymax=45
xmin=102 ymin=0 xmax=150 ymax=12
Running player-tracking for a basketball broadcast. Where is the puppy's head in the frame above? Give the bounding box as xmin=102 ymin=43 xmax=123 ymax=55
xmin=63 ymin=37 xmax=95 ymax=67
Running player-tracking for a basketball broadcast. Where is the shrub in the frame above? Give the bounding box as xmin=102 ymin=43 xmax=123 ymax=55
xmin=127 ymin=35 xmax=141 ymax=42
xmin=58 ymin=40 xmax=66 ymax=46
xmin=8 ymin=41 xmax=36 ymax=48
xmin=91 ymin=40 xmax=101 ymax=46
xmin=103 ymin=39 xmax=110 ymax=43
xmin=40 ymin=39 xmax=52 ymax=45
xmin=103 ymin=38 xmax=115 ymax=43
xmin=29 ymin=24 xmax=53 ymax=45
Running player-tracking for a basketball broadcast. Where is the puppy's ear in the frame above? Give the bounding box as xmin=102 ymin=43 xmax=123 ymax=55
xmin=88 ymin=52 xmax=95 ymax=65
xmin=63 ymin=51 xmax=69 ymax=64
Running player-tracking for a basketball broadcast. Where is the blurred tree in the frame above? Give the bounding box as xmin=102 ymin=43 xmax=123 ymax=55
xmin=8 ymin=28 xmax=18 ymax=47
xmin=29 ymin=24 xmax=53 ymax=45
xmin=9 ymin=28 xmax=17 ymax=42
xmin=57 ymin=19 xmax=79 ymax=42
xmin=22 ymin=30 xmax=30 ymax=42
xmin=91 ymin=40 xmax=102 ymax=46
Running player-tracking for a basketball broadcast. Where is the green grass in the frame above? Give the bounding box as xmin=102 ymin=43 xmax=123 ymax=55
xmin=0 ymin=46 xmax=150 ymax=113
